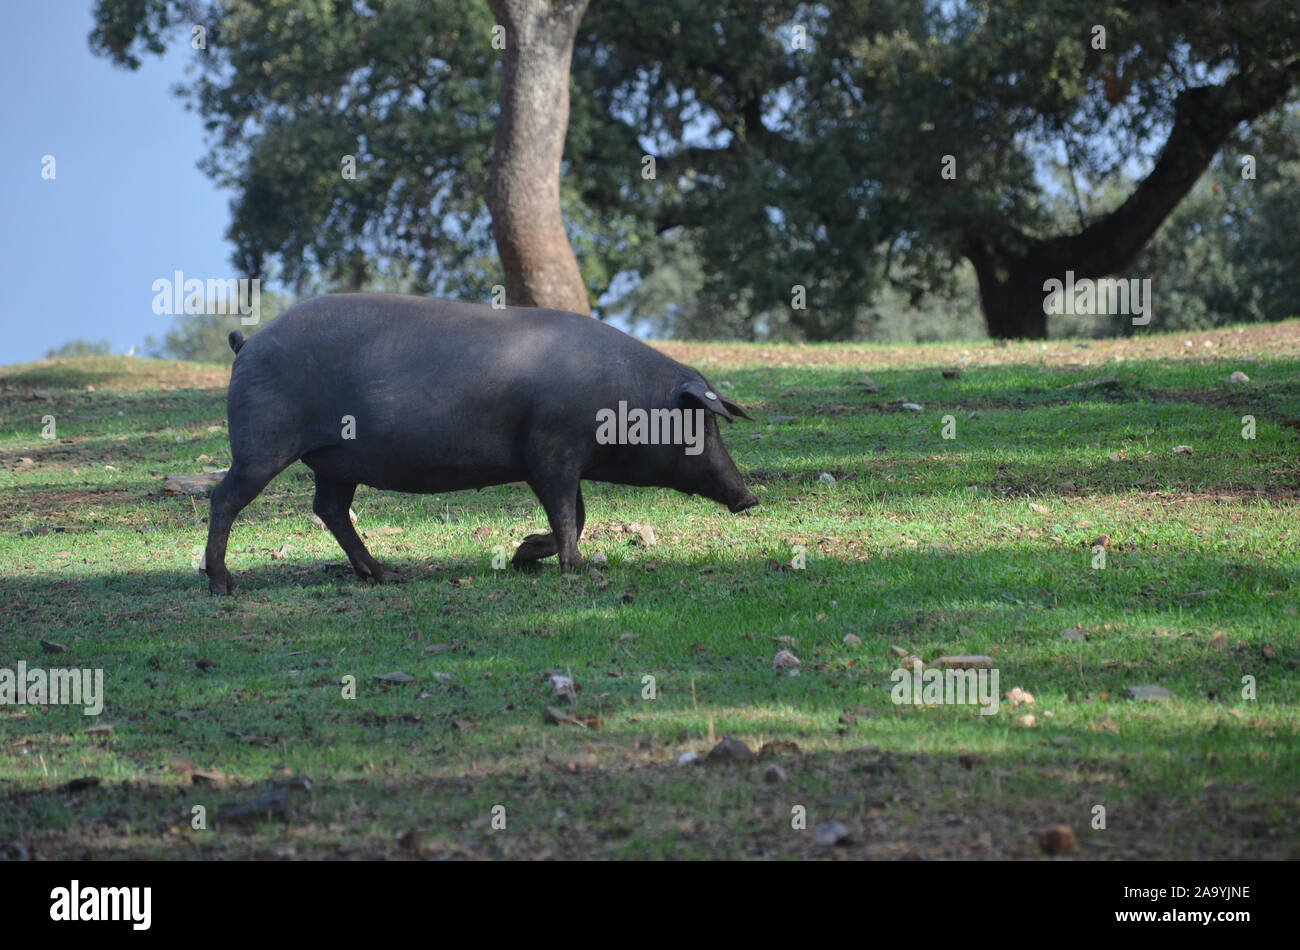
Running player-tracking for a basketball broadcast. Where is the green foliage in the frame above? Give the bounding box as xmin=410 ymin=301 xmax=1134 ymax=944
xmin=1135 ymin=107 xmax=1300 ymax=331
xmin=92 ymin=1 xmax=1300 ymax=341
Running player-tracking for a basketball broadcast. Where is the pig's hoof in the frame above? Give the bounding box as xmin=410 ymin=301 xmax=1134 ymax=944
xmin=353 ymin=559 xmax=393 ymax=583
xmin=512 ymin=533 xmax=557 ymax=566
xmin=207 ymin=572 xmax=234 ymax=596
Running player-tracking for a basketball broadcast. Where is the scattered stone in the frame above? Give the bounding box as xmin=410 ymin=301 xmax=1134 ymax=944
xmin=814 ymin=821 xmax=850 ymax=847
xmin=626 ymin=523 xmax=656 ymax=547
xmin=1088 ymin=534 xmax=1111 ymax=549
xmin=758 ymin=740 xmax=800 ymax=757
xmin=1005 ymin=687 xmax=1035 ymax=708
xmin=162 ymin=472 xmax=227 ymax=495
xmin=1029 ymin=502 xmax=1050 ymax=514
xmin=900 ymin=402 xmax=923 ymax=412
xmin=707 ymin=737 xmax=755 ymax=763
xmin=850 ymin=377 xmax=880 ymax=392
xmin=843 ymin=633 xmax=862 ymax=647
xmin=1038 ymin=825 xmax=1075 ymax=855
xmin=763 ymin=764 xmax=787 ymax=784
xmin=1014 ymin=714 xmax=1036 ymax=728
xmin=590 ymin=551 xmax=608 ymax=565
xmin=1229 ymin=371 xmax=1250 ymax=383
xmin=1124 ymin=685 xmax=1171 ymax=701
xmin=373 ymin=671 xmax=416 ymax=684
xmin=818 ymin=472 xmax=836 ymax=485
xmin=13 ymin=457 xmax=36 ymax=471
xmin=772 ymin=649 xmax=801 ymax=672
xmin=39 ymin=639 xmax=69 ymax=654
xmin=677 ymin=751 xmax=700 ymax=766
xmin=1060 ymin=628 xmax=1085 ymax=642
xmin=1172 ymin=445 xmax=1193 ymax=455
xmin=838 ymin=711 xmax=857 ymax=725
xmin=934 ymin=654 xmax=994 ymax=669
xmin=547 ymin=673 xmax=577 ymax=705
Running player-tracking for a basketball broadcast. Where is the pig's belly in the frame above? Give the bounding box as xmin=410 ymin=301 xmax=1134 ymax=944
xmin=300 ymin=444 xmax=526 ymax=493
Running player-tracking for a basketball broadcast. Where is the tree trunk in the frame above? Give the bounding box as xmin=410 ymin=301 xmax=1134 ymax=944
xmin=968 ymin=249 xmax=1050 ymax=339
xmin=486 ymin=0 xmax=591 ymax=315
xmin=966 ymin=65 xmax=1300 ymax=339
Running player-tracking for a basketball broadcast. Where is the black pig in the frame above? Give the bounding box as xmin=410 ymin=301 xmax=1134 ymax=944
xmin=202 ymin=294 xmax=757 ymax=593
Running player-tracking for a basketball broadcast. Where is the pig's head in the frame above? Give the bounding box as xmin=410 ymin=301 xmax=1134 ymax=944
xmin=669 ymin=378 xmax=759 ymax=513
xmin=588 ymin=375 xmax=758 ymax=512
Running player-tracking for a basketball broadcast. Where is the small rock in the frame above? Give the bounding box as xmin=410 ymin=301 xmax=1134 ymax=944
xmin=590 ymin=551 xmax=608 ymax=565
xmin=1014 ymin=714 xmax=1036 ymax=728
xmin=547 ymin=673 xmax=577 ymax=705
xmin=39 ymin=639 xmax=69 ymax=654
xmin=373 ymin=671 xmax=416 ymax=684
xmin=900 ymin=402 xmax=923 ymax=412
xmin=677 ymin=751 xmax=700 ymax=766
xmin=1060 ymin=628 xmax=1085 ymax=642
xmin=763 ymin=764 xmax=787 ymax=784
xmin=1124 ymin=685 xmax=1171 ymax=701
xmin=1005 ymin=687 xmax=1035 ymax=708
xmin=850 ymin=377 xmax=880 ymax=392
xmin=1038 ymin=825 xmax=1075 ymax=855
xmin=1229 ymin=371 xmax=1250 ymax=383
xmin=814 ymin=821 xmax=850 ymax=847
xmin=818 ymin=472 xmax=836 ymax=485
xmin=162 ymin=472 xmax=227 ymax=495
xmin=842 ymin=633 xmax=862 ymax=647
xmin=1088 ymin=534 xmax=1111 ymax=549
xmin=1172 ymin=445 xmax=1193 ymax=455
xmin=772 ymin=649 xmax=801 ymax=671
xmin=707 ymin=737 xmax=755 ymax=763
xmin=1029 ymin=502 xmax=1050 ymax=514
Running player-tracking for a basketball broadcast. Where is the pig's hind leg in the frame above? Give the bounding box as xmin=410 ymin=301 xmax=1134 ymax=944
xmin=512 ymin=484 xmax=585 ymax=570
xmin=312 ymin=477 xmax=391 ymax=582
xmin=204 ymin=459 xmax=294 ymax=595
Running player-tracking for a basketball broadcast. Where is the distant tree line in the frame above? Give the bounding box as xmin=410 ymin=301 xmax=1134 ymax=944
xmin=92 ymin=0 xmax=1300 ymax=341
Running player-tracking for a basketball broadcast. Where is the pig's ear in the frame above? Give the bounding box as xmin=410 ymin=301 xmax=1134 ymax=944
xmin=674 ymin=379 xmax=753 ymax=423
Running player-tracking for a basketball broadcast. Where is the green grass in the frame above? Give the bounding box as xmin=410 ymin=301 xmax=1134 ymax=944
xmin=1 ymin=325 xmax=1298 ymax=859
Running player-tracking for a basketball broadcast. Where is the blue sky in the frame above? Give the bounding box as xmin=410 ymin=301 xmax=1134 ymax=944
xmin=1 ymin=2 xmax=238 ymax=363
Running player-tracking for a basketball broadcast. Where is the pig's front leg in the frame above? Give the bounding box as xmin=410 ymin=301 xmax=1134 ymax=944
xmin=518 ymin=476 xmax=584 ymax=571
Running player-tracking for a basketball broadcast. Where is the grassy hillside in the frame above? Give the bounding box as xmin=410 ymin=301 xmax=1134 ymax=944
xmin=2 ymin=323 xmax=1299 ymax=859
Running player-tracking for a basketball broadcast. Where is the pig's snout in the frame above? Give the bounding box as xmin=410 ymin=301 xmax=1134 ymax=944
xmin=728 ymin=491 xmax=760 ymax=513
